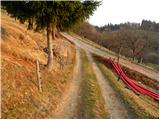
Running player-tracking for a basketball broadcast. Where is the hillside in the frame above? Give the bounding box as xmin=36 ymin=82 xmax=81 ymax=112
xmin=60 ymin=33 xmax=159 ymax=118
xmin=1 ymin=12 xmax=76 ymax=118
xmin=73 ymin=22 xmax=159 ymax=70
xmin=1 ymin=8 xmax=159 ymax=119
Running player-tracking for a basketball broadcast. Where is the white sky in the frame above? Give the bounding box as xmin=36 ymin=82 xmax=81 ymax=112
xmin=89 ymin=0 xmax=160 ymax=27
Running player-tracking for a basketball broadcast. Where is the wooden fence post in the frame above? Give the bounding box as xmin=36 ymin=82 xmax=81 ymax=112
xmin=117 ymin=71 xmax=122 ymax=81
xmin=36 ymin=60 xmax=42 ymax=92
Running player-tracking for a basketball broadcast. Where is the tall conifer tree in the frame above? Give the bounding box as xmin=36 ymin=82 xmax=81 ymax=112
xmin=2 ymin=1 xmax=100 ymax=70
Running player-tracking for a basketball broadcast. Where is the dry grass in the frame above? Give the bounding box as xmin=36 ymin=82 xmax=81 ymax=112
xmin=77 ymin=50 xmax=108 ymax=118
xmin=68 ymin=32 xmax=117 ymax=56
xmin=120 ymin=65 xmax=158 ymax=90
xmin=1 ymin=11 xmax=76 ymax=118
xmin=97 ymin=62 xmax=159 ymax=118
xmin=1 ymin=59 xmax=75 ymax=118
xmin=69 ymin=32 xmax=158 ymax=72
xmin=1 ymin=20 xmax=47 ymax=64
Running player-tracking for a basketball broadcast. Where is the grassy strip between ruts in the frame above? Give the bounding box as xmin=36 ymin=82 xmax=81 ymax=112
xmin=97 ymin=62 xmax=159 ymax=119
xmin=78 ymin=50 xmax=109 ymax=119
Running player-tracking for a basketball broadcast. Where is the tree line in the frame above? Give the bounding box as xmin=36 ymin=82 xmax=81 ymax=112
xmin=96 ymin=20 xmax=159 ymax=32
xmin=73 ymin=21 xmax=159 ymax=65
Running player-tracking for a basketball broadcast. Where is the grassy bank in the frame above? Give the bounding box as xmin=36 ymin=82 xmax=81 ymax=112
xmin=78 ymin=50 xmax=108 ymax=118
xmin=1 ymin=11 xmax=76 ymax=118
xmin=97 ymin=62 xmax=159 ymax=118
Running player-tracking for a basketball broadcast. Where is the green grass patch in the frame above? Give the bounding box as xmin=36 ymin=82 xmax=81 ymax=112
xmin=78 ymin=50 xmax=108 ymax=118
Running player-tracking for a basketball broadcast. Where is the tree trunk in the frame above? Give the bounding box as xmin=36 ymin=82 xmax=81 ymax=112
xmin=133 ymin=56 xmax=136 ymax=61
xmin=46 ymin=23 xmax=53 ymax=70
xmin=117 ymin=47 xmax=122 ymax=64
xmin=132 ymin=49 xmax=136 ymax=61
xmin=52 ymin=26 xmax=56 ymax=40
xmin=137 ymin=58 xmax=141 ymax=63
xmin=138 ymin=57 xmax=143 ymax=64
xmin=140 ymin=57 xmax=143 ymax=64
xmin=28 ymin=18 xmax=33 ymax=30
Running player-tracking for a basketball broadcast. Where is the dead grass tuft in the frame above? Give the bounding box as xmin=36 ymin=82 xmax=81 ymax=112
xmin=1 ymin=11 xmax=76 ymax=118
xmin=97 ymin=62 xmax=159 ymax=118
xmin=77 ymin=50 xmax=108 ymax=118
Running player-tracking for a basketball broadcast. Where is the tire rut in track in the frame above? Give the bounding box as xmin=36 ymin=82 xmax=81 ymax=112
xmin=86 ymin=51 xmax=134 ymax=119
xmin=53 ymin=47 xmax=82 ymax=118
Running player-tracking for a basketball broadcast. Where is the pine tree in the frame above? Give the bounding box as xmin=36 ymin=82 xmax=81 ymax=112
xmin=2 ymin=1 xmax=100 ymax=70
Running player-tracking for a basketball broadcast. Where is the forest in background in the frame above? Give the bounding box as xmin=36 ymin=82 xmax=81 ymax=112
xmin=73 ymin=20 xmax=159 ymax=68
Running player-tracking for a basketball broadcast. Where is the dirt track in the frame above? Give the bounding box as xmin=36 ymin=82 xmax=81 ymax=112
xmin=86 ymin=51 xmax=134 ymax=118
xmin=53 ymin=47 xmax=82 ymax=118
xmin=53 ymin=33 xmax=158 ymax=118
xmin=53 ymin=48 xmax=134 ymax=118
xmin=61 ymin=32 xmax=158 ymax=81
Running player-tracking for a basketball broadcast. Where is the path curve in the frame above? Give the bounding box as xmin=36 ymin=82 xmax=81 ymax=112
xmin=86 ymin=51 xmax=134 ymax=119
xmin=61 ymin=32 xmax=158 ymax=81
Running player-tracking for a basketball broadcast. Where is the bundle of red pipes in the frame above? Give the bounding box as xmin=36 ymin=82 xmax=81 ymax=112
xmin=96 ymin=55 xmax=159 ymax=101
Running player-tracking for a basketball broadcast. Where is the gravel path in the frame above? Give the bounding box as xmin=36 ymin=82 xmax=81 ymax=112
xmin=86 ymin=51 xmax=134 ymax=119
xmin=61 ymin=32 xmax=158 ymax=81
xmin=53 ymin=47 xmax=82 ymax=118
xmin=55 ymin=33 xmax=157 ymax=118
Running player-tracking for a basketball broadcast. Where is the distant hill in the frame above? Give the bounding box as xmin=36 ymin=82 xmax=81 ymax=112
xmin=73 ymin=21 xmax=159 ymax=69
xmin=95 ymin=20 xmax=159 ymax=33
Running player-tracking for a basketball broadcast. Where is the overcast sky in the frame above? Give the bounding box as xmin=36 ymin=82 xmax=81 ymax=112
xmin=88 ymin=0 xmax=160 ymax=27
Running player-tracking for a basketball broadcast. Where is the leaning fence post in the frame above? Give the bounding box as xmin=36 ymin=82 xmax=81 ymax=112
xmin=117 ymin=71 xmax=122 ymax=81
xmin=36 ymin=60 xmax=42 ymax=92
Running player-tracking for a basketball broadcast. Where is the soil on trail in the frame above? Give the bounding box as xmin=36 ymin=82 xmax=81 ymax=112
xmin=61 ymin=32 xmax=158 ymax=81
xmin=53 ymin=47 xmax=82 ymax=118
xmin=86 ymin=51 xmax=134 ymax=119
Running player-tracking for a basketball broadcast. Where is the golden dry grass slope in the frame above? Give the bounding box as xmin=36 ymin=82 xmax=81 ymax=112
xmin=1 ymin=11 xmax=76 ymax=118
